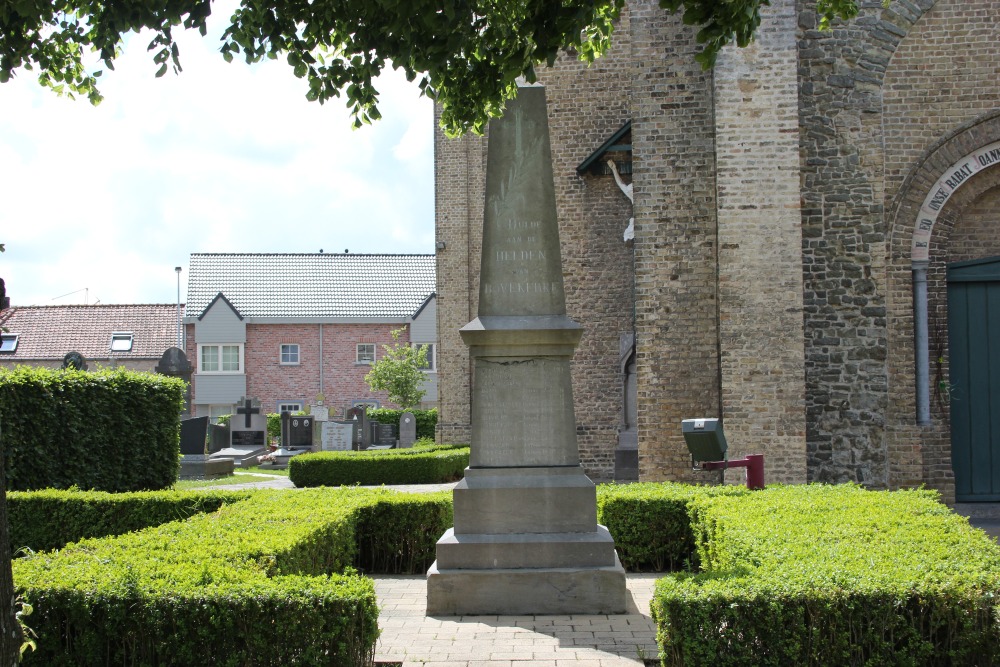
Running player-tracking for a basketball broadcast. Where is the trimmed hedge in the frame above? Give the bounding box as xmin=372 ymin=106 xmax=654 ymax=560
xmin=651 ymin=484 xmax=1000 ymax=666
xmin=288 ymin=444 xmax=469 ymax=487
xmin=13 ymin=488 xmax=411 ymax=666
xmin=8 ymin=488 xmax=251 ymax=554
xmin=0 ymin=366 xmax=185 ymax=491
xmin=352 ymin=490 xmax=453 ymax=573
xmin=367 ymin=407 xmax=437 ymax=439
xmin=596 ymin=482 xmax=748 ymax=571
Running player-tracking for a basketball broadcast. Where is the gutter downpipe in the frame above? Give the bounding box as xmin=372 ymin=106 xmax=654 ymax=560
xmin=913 ymin=260 xmax=931 ymax=425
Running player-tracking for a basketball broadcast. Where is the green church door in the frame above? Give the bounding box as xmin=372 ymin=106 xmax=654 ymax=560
xmin=948 ymin=257 xmax=1000 ymax=501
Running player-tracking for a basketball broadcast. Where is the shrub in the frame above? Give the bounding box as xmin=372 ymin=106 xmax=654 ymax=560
xmin=367 ymin=407 xmax=438 ymax=439
xmin=14 ymin=488 xmax=393 ymax=666
xmin=0 ymin=366 xmax=185 ymax=491
xmin=8 ymin=489 xmax=251 ymax=554
xmin=596 ymin=482 xmax=748 ymax=571
xmin=352 ymin=491 xmax=453 ymax=574
xmin=651 ymin=484 xmax=1000 ymax=666
xmin=289 ymin=444 xmax=468 ymax=487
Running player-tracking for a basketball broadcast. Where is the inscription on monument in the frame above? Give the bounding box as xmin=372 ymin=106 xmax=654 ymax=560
xmin=471 ymin=357 xmax=577 ymax=468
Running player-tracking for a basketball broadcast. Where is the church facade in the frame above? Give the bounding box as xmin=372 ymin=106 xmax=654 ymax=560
xmin=434 ymin=0 xmax=1000 ymax=503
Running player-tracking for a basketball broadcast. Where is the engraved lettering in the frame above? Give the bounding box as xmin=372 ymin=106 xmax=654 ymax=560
xmin=944 ymin=163 xmax=973 ymax=190
xmin=917 ymin=217 xmax=933 ymax=232
xmin=927 ymin=188 xmax=949 ymax=212
xmin=978 ymin=147 xmax=1000 ymax=167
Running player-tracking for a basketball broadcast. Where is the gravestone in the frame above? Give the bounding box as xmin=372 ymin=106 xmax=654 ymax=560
xmin=426 ymin=86 xmax=626 ymax=615
xmin=211 ymin=397 xmax=268 ymax=467
xmin=321 ymin=421 xmax=354 ymax=451
xmin=310 ymin=405 xmax=329 ymax=421
xmin=155 ymin=347 xmax=193 ymax=417
xmin=399 ymin=412 xmax=417 ymax=448
xmin=179 ymin=416 xmax=234 ymax=479
xmin=281 ymin=413 xmax=314 ymax=450
xmin=179 ymin=416 xmax=209 ymax=456
xmin=346 ymin=406 xmax=370 ymax=449
xmin=208 ymin=422 xmax=230 ymax=454
xmin=615 ymin=333 xmax=639 ymax=481
xmin=371 ymin=422 xmax=397 ymax=448
xmin=61 ymin=351 xmax=88 ymax=371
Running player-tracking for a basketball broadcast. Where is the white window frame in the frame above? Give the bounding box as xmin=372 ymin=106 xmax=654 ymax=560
xmin=110 ymin=332 xmax=134 ymax=352
xmin=356 ymin=343 xmax=376 ymax=365
xmin=198 ymin=343 xmax=245 ymax=374
xmin=277 ymin=401 xmax=304 ymax=414
xmin=280 ymin=343 xmax=300 ymax=365
xmin=414 ymin=342 xmax=436 ymax=372
xmin=207 ymin=404 xmax=235 ymax=424
xmin=0 ymin=334 xmax=18 ymax=353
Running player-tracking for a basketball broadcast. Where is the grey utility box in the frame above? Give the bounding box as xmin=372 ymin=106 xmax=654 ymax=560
xmin=682 ymin=418 xmax=728 ymax=463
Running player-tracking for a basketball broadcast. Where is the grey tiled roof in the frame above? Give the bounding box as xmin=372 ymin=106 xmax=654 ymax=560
xmin=186 ymin=254 xmax=436 ymax=319
xmin=0 ymin=304 xmax=182 ymax=360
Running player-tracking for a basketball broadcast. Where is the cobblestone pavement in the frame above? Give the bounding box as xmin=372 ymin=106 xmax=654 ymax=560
xmin=373 ymin=574 xmax=660 ymax=667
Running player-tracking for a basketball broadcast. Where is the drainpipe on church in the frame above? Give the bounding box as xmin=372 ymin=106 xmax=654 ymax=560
xmin=913 ymin=260 xmax=931 ymax=425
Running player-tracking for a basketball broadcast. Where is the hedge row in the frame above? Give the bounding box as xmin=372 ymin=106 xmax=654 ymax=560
xmin=367 ymin=408 xmax=437 ymax=439
xmin=652 ymin=484 xmax=1000 ymax=666
xmin=13 ymin=487 xmax=454 ymax=666
xmin=595 ymin=482 xmax=749 ymax=572
xmin=289 ymin=444 xmax=469 ymax=487
xmin=8 ymin=489 xmax=251 ymax=554
xmin=0 ymin=366 xmax=185 ymax=491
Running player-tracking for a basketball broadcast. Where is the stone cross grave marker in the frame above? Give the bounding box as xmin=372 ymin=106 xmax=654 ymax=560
xmin=399 ymin=412 xmax=417 ymax=448
xmin=211 ymin=396 xmax=267 ymax=467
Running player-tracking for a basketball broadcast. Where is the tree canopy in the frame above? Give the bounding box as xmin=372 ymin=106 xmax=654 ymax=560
xmin=1 ymin=0 xmax=861 ymax=135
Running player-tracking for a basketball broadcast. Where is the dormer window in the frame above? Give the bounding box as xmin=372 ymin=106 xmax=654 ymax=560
xmin=110 ymin=332 xmax=134 ymax=352
xmin=0 ymin=334 xmax=17 ymax=353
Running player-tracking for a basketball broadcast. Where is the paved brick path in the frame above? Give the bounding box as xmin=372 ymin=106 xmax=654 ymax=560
xmin=373 ymin=574 xmax=660 ymax=667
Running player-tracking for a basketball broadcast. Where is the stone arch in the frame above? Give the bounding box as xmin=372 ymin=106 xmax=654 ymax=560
xmin=885 ymin=111 xmax=1000 ymax=498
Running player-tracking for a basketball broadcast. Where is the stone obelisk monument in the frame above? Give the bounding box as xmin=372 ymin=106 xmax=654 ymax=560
xmin=426 ymin=86 xmax=626 ymax=615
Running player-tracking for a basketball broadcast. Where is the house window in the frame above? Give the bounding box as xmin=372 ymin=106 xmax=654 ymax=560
xmin=277 ymin=401 xmax=303 ymax=414
xmin=280 ymin=344 xmax=300 ymax=365
xmin=198 ymin=344 xmax=243 ymax=373
xmin=0 ymin=334 xmax=17 ymax=353
xmin=416 ymin=343 xmax=436 ymax=371
xmin=208 ymin=404 xmax=235 ymax=424
xmin=353 ymin=399 xmax=380 ymax=410
xmin=110 ymin=332 xmax=133 ymax=352
xmin=356 ymin=343 xmax=375 ymax=365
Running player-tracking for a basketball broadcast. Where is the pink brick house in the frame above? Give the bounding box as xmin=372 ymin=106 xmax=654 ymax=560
xmin=183 ymin=253 xmax=436 ymax=421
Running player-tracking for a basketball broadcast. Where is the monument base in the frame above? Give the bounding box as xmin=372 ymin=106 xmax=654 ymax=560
xmin=179 ymin=455 xmax=234 ymax=480
xmin=210 ymin=446 xmax=266 ymax=467
xmin=426 ymin=555 xmax=626 ymax=615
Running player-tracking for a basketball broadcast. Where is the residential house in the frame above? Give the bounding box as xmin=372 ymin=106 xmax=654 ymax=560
xmin=0 ymin=304 xmax=182 ymax=371
xmin=184 ymin=253 xmax=436 ymax=422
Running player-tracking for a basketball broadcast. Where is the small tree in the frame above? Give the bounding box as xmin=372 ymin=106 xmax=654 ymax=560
xmin=365 ymin=328 xmax=429 ymax=410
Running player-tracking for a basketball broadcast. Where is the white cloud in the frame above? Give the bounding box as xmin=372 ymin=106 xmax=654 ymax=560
xmin=0 ymin=6 xmax=434 ymax=306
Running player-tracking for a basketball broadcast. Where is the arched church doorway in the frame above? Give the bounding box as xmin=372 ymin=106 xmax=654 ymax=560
xmin=948 ymin=256 xmax=1000 ymax=500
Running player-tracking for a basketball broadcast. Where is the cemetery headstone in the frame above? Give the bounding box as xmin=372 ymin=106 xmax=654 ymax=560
xmin=155 ymin=347 xmax=193 ymax=417
xmin=61 ymin=351 xmax=88 ymax=371
xmin=208 ymin=422 xmax=230 ymax=454
xmin=426 ymin=85 xmax=626 ymax=615
xmin=179 ymin=416 xmax=234 ymax=479
xmin=371 ymin=422 xmax=398 ymax=447
xmin=346 ymin=406 xmax=370 ymax=450
xmin=210 ymin=397 xmax=268 ymax=467
xmin=321 ymin=421 xmax=354 ymax=451
xmin=310 ymin=405 xmax=329 ymax=421
xmin=281 ymin=413 xmax=314 ymax=450
xmin=179 ymin=416 xmax=209 ymax=456
xmin=399 ymin=412 xmax=417 ymax=448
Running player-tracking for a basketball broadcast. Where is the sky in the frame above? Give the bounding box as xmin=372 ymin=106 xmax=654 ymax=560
xmin=0 ymin=5 xmax=435 ymax=308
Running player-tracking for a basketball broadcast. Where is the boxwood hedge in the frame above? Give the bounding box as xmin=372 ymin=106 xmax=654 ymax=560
xmin=8 ymin=488 xmax=251 ymax=554
xmin=367 ymin=408 xmax=437 ymax=439
xmin=288 ymin=444 xmax=469 ymax=487
xmin=0 ymin=366 xmax=185 ymax=491
xmin=651 ymin=484 xmax=1000 ymax=666
xmin=13 ymin=487 xmax=454 ymax=666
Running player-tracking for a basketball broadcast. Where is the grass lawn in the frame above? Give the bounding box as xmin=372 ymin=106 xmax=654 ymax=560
xmin=173 ymin=466 xmax=288 ymax=490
